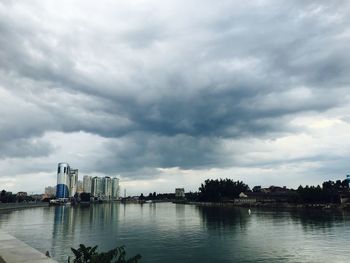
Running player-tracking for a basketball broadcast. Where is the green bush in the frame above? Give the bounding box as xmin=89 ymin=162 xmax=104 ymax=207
xmin=68 ymin=244 xmax=141 ymax=263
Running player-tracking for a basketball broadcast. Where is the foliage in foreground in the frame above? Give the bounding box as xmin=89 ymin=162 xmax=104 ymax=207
xmin=68 ymin=244 xmax=141 ymax=263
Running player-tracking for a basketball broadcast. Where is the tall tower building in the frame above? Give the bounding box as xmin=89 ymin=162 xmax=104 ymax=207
xmin=83 ymin=175 xmax=92 ymax=193
xmin=69 ymin=169 xmax=78 ymax=197
xmin=56 ymin=163 xmax=70 ymax=198
xmin=103 ymin=176 xmax=112 ymax=199
xmin=92 ymin=177 xmax=103 ymax=197
xmin=112 ymin=177 xmax=120 ymax=200
xmin=77 ymin=180 xmax=83 ymax=194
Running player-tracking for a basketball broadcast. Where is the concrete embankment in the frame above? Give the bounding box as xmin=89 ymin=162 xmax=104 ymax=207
xmin=0 ymin=230 xmax=57 ymax=263
xmin=0 ymin=202 xmax=49 ymax=211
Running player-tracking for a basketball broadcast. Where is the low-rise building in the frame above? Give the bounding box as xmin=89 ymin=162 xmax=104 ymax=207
xmin=16 ymin=192 xmax=27 ymax=197
xmin=175 ymin=188 xmax=185 ymax=198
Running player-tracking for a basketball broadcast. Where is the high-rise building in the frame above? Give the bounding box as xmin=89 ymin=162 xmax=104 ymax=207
xmin=83 ymin=175 xmax=92 ymax=193
xmin=56 ymin=163 xmax=70 ymax=198
xmin=92 ymin=176 xmax=103 ymax=197
xmin=69 ymin=169 xmax=78 ymax=197
xmin=103 ymin=176 xmax=112 ymax=199
xmin=112 ymin=177 xmax=120 ymax=200
xmin=55 ymin=163 xmax=79 ymax=198
xmin=77 ymin=180 xmax=83 ymax=194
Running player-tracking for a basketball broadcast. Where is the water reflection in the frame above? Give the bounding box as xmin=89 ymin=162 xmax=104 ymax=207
xmin=51 ymin=203 xmax=121 ymax=261
xmin=1 ymin=204 xmax=350 ymax=263
xmin=288 ymin=209 xmax=350 ymax=231
xmin=197 ymin=205 xmax=252 ymax=231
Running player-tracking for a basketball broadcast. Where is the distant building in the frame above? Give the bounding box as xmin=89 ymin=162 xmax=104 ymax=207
xmin=16 ymin=192 xmax=27 ymax=197
xmin=56 ymin=163 xmax=71 ymax=198
xmin=112 ymin=177 xmax=120 ymax=199
xmin=239 ymin=192 xmax=248 ymax=198
xmin=252 ymin=186 xmax=261 ymax=192
xmin=31 ymin=194 xmax=44 ymax=201
xmin=92 ymin=176 xmax=103 ymax=197
xmin=175 ymin=188 xmax=185 ymax=198
xmin=55 ymin=163 xmax=79 ymax=198
xmin=45 ymin=186 xmax=56 ymax=197
xmin=103 ymin=176 xmax=112 ymax=199
xmin=77 ymin=180 xmax=83 ymax=194
xmin=69 ymin=169 xmax=79 ymax=197
xmin=234 ymin=192 xmax=257 ymax=204
xmin=85 ymin=175 xmax=120 ymax=199
xmin=235 ymin=186 xmax=297 ymax=204
xmin=83 ymin=175 xmax=92 ymax=193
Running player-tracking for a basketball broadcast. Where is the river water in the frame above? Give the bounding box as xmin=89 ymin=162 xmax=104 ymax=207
xmin=0 ymin=203 xmax=349 ymax=263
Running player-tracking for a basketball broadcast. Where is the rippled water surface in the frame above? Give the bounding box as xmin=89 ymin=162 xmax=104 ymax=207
xmin=1 ymin=203 xmax=350 ymax=263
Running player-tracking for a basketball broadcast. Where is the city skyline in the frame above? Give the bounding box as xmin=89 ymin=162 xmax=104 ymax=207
xmin=1 ymin=1 xmax=350 ymax=194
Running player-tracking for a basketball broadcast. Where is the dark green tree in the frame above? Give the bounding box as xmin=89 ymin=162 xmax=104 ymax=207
xmin=68 ymin=244 xmax=141 ymax=263
xmin=198 ymin=179 xmax=249 ymax=202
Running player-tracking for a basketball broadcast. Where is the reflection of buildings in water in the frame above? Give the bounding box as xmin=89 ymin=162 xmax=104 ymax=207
xmin=175 ymin=203 xmax=185 ymax=216
xmin=51 ymin=204 xmax=121 ymax=260
xmin=150 ymin=202 xmax=157 ymax=215
xmin=140 ymin=203 xmax=144 ymax=219
xmin=197 ymin=206 xmax=252 ymax=231
xmin=51 ymin=206 xmax=76 ymax=259
xmin=90 ymin=203 xmax=120 ymax=233
xmin=288 ymin=209 xmax=348 ymax=231
xmin=175 ymin=204 xmax=187 ymax=229
xmin=90 ymin=203 xmax=112 ymax=226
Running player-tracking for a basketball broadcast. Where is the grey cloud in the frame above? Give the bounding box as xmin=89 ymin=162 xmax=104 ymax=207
xmin=0 ymin=138 xmax=53 ymax=159
xmin=92 ymin=133 xmax=229 ymax=175
xmin=0 ymin=0 xmax=350 ymax=187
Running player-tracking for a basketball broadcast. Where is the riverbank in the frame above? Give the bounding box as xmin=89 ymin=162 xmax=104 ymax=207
xmin=175 ymin=201 xmax=350 ymax=210
xmin=0 ymin=230 xmax=57 ymax=263
xmin=0 ymin=202 xmax=49 ymax=211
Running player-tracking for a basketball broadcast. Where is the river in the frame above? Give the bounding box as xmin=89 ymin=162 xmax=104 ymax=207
xmin=0 ymin=203 xmax=349 ymax=263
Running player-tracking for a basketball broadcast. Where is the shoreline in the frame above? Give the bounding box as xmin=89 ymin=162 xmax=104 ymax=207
xmin=177 ymin=201 xmax=350 ymax=211
xmin=0 ymin=202 xmax=49 ymax=211
xmin=0 ymin=230 xmax=57 ymax=263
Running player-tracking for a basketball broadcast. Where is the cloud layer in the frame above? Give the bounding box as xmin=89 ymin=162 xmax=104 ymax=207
xmin=1 ymin=0 xmax=350 ymax=194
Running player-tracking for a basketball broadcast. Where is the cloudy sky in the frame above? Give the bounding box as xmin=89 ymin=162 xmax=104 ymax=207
xmin=1 ymin=0 xmax=350 ymax=195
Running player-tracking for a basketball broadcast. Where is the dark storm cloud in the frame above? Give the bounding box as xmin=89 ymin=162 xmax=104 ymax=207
xmin=0 ymin=0 xmax=350 ymax=182
xmin=0 ymin=139 xmax=53 ymax=158
xmin=93 ymin=133 xmax=228 ymax=175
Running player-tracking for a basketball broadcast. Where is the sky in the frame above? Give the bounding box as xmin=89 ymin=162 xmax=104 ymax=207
xmin=1 ymin=0 xmax=350 ymax=195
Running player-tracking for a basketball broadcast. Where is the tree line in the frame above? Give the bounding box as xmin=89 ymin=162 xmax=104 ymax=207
xmin=0 ymin=190 xmax=35 ymax=203
xmin=183 ymin=178 xmax=350 ymax=203
xmin=296 ymin=179 xmax=349 ymax=203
